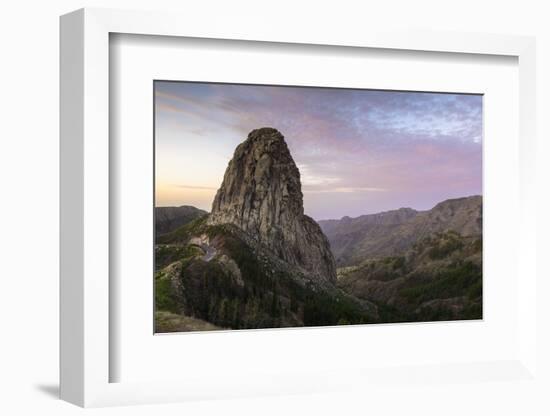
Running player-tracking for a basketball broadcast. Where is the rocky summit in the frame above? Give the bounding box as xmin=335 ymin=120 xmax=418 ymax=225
xmin=208 ymin=128 xmax=336 ymax=283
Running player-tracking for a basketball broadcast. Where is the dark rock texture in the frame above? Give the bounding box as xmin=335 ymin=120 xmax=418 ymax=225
xmin=208 ymin=128 xmax=336 ymax=283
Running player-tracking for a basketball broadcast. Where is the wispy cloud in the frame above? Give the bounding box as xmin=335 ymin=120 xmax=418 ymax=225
xmin=173 ymin=184 xmax=218 ymax=191
xmin=304 ymin=186 xmax=387 ymax=194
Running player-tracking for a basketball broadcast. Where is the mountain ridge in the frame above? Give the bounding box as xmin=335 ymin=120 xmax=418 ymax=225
xmin=319 ymin=195 xmax=482 ymax=267
xmin=155 ymin=205 xmax=207 ymax=236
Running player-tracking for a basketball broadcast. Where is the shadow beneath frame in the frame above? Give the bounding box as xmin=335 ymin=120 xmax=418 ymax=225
xmin=34 ymin=383 xmax=59 ymax=399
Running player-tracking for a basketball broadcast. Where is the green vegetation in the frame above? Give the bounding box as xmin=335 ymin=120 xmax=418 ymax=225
xmin=155 ymin=218 xmax=483 ymax=330
xmin=155 ymin=272 xmax=180 ymax=314
xmin=154 ymin=311 xmax=222 ymax=333
xmin=155 ymin=221 xmax=377 ymax=330
xmin=411 ymin=230 xmax=465 ymax=260
xmin=467 ymin=278 xmax=483 ymax=300
xmin=399 ymin=261 xmax=481 ymax=305
xmin=338 ymin=229 xmax=482 ymax=323
xmin=392 ymin=256 xmax=406 ymax=270
xmin=301 ymin=289 xmax=372 ymax=326
xmin=155 ymin=244 xmax=204 ymax=271
xmin=156 ymin=215 xmax=209 ymax=244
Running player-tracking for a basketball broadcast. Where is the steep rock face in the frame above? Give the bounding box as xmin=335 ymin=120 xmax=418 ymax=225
xmin=208 ymin=127 xmax=336 ymax=283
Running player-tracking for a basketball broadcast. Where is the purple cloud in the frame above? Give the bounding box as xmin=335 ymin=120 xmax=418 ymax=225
xmin=155 ymin=81 xmax=482 ymax=219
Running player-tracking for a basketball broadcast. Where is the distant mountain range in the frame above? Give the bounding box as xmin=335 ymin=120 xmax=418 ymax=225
xmin=318 ymin=195 xmax=482 ymax=267
xmin=155 ymin=205 xmax=207 ymax=237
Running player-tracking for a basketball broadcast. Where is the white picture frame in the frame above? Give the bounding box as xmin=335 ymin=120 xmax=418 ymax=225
xmin=60 ymin=7 xmax=538 ymax=408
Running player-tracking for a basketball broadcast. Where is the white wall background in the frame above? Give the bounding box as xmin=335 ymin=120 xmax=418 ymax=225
xmin=1 ymin=1 xmax=548 ymax=415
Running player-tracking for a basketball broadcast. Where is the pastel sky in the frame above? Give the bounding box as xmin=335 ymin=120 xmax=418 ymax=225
xmin=155 ymin=81 xmax=482 ymax=220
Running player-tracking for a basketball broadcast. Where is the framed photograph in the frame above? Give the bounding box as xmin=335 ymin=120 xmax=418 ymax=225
xmin=153 ymin=81 xmax=483 ymax=333
xmin=60 ymin=8 xmax=538 ymax=408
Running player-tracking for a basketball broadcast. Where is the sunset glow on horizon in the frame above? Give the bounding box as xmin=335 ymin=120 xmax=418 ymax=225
xmin=155 ymin=81 xmax=482 ymax=220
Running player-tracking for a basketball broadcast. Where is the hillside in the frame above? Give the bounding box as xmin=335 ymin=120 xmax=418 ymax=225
xmin=319 ymin=195 xmax=482 ymax=267
xmin=156 ymin=215 xmax=378 ymax=330
xmin=337 ymin=230 xmax=482 ymax=322
xmin=155 ymin=205 xmax=207 ymax=237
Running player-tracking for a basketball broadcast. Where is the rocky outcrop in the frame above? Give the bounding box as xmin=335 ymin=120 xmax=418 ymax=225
xmin=208 ymin=127 xmax=336 ymax=283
